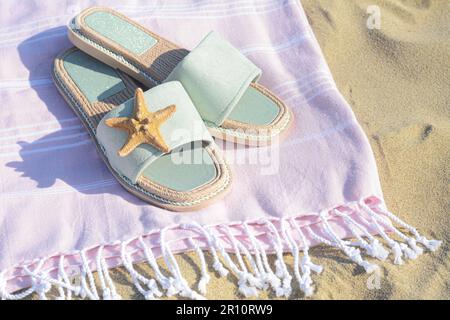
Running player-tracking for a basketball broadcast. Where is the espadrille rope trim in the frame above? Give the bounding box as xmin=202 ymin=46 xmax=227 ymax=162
xmin=208 ymin=111 xmax=291 ymax=140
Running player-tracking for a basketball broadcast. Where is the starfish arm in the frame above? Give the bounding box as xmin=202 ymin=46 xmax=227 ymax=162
xmin=108 ymin=88 xmax=177 ymax=156
xmin=145 ymin=129 xmax=171 ymax=154
xmin=118 ymin=134 xmax=144 ymax=157
xmin=105 ymin=117 xmax=133 ymax=130
xmin=133 ymin=88 xmax=151 ymax=120
xmin=154 ymin=104 xmax=176 ymax=122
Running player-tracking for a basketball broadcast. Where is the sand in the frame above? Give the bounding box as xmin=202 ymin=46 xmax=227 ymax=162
xmin=32 ymin=0 xmax=450 ymax=300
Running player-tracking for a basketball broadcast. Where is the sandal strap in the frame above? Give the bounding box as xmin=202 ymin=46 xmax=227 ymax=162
xmin=165 ymin=31 xmax=262 ymax=126
xmin=96 ymin=81 xmax=213 ymax=184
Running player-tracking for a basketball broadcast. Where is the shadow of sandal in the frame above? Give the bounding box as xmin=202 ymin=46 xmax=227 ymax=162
xmin=6 ymin=28 xmax=146 ymax=205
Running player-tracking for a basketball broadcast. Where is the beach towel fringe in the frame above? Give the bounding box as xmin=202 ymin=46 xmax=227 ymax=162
xmin=96 ymin=246 xmax=121 ymax=300
xmin=0 ymin=197 xmax=441 ymax=300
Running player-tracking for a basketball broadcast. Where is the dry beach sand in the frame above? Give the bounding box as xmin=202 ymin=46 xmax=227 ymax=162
xmin=31 ymin=0 xmax=450 ymax=300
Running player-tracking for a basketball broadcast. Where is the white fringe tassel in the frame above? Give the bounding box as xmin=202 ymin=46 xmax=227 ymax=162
xmin=96 ymin=246 xmax=121 ymax=300
xmin=333 ymin=209 xmax=390 ymax=261
xmin=372 ymin=206 xmax=441 ymax=252
xmin=80 ymin=250 xmax=100 ymax=300
xmin=313 ymin=212 xmax=379 ymax=273
xmin=213 ymin=225 xmax=261 ymax=297
xmin=243 ymin=223 xmax=283 ymax=294
xmin=224 ymin=224 xmax=270 ymax=290
xmin=0 ymin=200 xmax=441 ymax=300
xmin=181 ymin=223 xmax=229 ymax=278
xmin=281 ymin=219 xmax=312 ymax=296
xmin=289 ymin=219 xmax=323 ymax=295
xmin=138 ymin=236 xmax=178 ymax=296
xmin=188 ymin=238 xmax=210 ymax=295
xmin=120 ymin=241 xmax=162 ymax=300
xmin=58 ymin=255 xmax=80 ymax=299
xmin=160 ymin=228 xmax=205 ymax=300
xmin=264 ymin=220 xmax=292 ymax=297
xmin=360 ymin=202 xmax=441 ymax=256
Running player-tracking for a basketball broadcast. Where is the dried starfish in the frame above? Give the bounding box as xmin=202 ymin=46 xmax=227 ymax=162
xmin=105 ymin=88 xmax=176 ymax=157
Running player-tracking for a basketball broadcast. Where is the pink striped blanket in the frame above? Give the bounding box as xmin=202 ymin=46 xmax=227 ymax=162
xmin=0 ymin=0 xmax=440 ymax=299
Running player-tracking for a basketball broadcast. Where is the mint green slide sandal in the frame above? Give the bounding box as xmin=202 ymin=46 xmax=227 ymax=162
xmin=53 ymin=48 xmax=231 ymax=211
xmin=68 ymin=7 xmax=293 ymax=145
